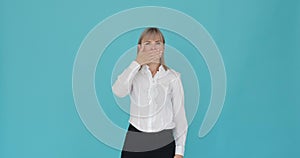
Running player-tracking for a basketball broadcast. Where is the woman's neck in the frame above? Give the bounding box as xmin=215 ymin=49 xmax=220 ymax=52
xmin=147 ymin=63 xmax=160 ymax=77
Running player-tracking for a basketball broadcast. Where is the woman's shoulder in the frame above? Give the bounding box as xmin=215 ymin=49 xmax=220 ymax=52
xmin=165 ymin=67 xmax=181 ymax=81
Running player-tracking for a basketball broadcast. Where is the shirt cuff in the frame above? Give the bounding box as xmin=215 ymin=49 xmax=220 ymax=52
xmin=131 ymin=60 xmax=141 ymax=68
xmin=175 ymin=145 xmax=185 ymax=156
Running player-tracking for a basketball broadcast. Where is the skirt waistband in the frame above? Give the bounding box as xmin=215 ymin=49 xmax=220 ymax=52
xmin=128 ymin=123 xmax=173 ymax=133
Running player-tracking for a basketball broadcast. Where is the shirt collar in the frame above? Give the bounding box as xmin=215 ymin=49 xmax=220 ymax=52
xmin=141 ymin=64 xmax=166 ymax=73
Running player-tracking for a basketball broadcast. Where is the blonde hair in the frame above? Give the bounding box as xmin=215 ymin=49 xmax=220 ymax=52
xmin=137 ymin=27 xmax=168 ymax=71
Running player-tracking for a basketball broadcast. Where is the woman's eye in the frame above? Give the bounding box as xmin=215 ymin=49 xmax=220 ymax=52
xmin=144 ymin=42 xmax=150 ymax=45
xmin=156 ymin=42 xmax=162 ymax=45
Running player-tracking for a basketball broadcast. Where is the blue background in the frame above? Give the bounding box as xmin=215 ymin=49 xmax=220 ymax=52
xmin=1 ymin=0 xmax=299 ymax=157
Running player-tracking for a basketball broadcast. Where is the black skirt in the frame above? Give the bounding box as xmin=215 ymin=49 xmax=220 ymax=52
xmin=121 ymin=123 xmax=175 ymax=158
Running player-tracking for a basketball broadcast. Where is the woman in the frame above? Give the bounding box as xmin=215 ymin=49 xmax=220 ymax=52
xmin=112 ymin=27 xmax=188 ymax=158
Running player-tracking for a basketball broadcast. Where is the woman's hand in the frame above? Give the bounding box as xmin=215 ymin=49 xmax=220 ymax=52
xmin=135 ymin=44 xmax=162 ymax=65
xmin=174 ymin=154 xmax=183 ymax=158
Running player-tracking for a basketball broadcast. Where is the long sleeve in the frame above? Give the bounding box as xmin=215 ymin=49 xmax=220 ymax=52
xmin=112 ymin=60 xmax=141 ymax=98
xmin=171 ymin=73 xmax=188 ymax=156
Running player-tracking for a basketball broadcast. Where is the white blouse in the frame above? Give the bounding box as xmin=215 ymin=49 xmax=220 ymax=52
xmin=112 ymin=60 xmax=188 ymax=156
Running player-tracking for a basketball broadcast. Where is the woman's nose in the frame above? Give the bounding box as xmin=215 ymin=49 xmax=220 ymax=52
xmin=150 ymin=44 xmax=156 ymax=50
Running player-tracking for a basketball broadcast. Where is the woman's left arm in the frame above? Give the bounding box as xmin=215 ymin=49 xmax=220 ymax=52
xmin=171 ymin=73 xmax=188 ymax=157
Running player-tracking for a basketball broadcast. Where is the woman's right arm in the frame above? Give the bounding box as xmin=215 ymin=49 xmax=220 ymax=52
xmin=112 ymin=60 xmax=141 ymax=98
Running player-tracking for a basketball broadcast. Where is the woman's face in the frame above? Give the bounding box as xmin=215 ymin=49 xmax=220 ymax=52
xmin=141 ymin=35 xmax=164 ymax=52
